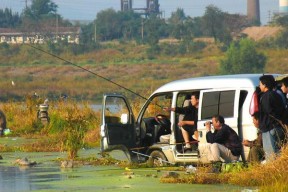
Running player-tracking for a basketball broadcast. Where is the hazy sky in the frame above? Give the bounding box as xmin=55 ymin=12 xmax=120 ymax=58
xmin=1 ymin=0 xmax=279 ymax=25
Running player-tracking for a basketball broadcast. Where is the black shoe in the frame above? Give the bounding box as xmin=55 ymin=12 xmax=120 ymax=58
xmin=183 ymin=146 xmax=192 ymax=153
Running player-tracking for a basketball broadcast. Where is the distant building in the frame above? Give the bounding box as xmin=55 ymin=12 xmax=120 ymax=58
xmin=0 ymin=27 xmax=81 ymax=44
xmin=279 ymin=0 xmax=288 ymax=14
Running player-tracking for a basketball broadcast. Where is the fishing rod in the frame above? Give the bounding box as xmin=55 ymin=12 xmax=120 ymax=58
xmin=131 ymin=151 xmax=175 ymax=165
xmin=26 ymin=44 xmax=149 ymax=102
xmin=129 ymin=140 xmax=199 ymax=151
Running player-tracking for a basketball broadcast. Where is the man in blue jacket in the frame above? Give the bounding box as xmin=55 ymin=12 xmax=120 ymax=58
xmin=205 ymin=115 xmax=242 ymax=163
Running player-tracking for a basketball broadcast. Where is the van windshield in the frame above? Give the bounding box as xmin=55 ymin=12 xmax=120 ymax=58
xmin=142 ymin=94 xmax=172 ymax=118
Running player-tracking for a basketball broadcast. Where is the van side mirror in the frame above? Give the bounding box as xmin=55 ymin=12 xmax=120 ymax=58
xmin=120 ymin=114 xmax=128 ymax=124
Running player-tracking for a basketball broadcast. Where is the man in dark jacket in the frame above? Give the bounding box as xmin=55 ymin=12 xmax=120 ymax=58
xmin=0 ymin=109 xmax=7 ymax=136
xmin=164 ymin=93 xmax=199 ymax=151
xmin=205 ymin=115 xmax=242 ymax=163
xmin=259 ymin=75 xmax=285 ymax=162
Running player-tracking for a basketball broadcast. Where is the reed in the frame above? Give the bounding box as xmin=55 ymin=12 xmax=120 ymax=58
xmin=0 ymin=99 xmax=101 ymax=154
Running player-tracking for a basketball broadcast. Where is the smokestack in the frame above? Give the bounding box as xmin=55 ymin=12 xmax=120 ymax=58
xmin=247 ymin=0 xmax=260 ymax=23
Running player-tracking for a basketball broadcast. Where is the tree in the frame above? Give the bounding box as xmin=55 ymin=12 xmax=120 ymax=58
xmin=266 ymin=14 xmax=288 ymax=49
xmin=20 ymin=0 xmax=65 ymax=34
xmin=23 ymin=0 xmax=57 ymax=20
xmin=270 ymin=14 xmax=288 ymax=27
xmin=168 ymin=8 xmax=186 ymax=39
xmin=220 ymin=38 xmax=266 ymax=74
xmin=202 ymin=5 xmax=225 ymax=42
xmin=0 ymin=8 xmax=21 ymax=28
xmin=96 ymin=9 xmax=121 ymax=41
xmin=118 ymin=11 xmax=142 ymax=41
xmin=144 ymin=14 xmax=166 ymax=46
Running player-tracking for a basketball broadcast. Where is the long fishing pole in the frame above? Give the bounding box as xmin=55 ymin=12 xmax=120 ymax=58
xmin=131 ymin=151 xmax=175 ymax=165
xmin=26 ymin=44 xmax=149 ymax=101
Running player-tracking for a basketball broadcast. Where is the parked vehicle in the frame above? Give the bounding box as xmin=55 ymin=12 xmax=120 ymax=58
xmin=100 ymin=74 xmax=281 ymax=166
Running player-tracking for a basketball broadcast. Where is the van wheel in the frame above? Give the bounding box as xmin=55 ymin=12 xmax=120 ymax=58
xmin=148 ymin=150 xmax=168 ymax=167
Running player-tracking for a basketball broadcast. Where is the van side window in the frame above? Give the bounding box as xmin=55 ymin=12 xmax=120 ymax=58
xmin=105 ymin=97 xmax=129 ymax=124
xmin=201 ymin=90 xmax=235 ymax=119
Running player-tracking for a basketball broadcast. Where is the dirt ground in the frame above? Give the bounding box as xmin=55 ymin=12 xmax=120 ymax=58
xmin=241 ymin=26 xmax=282 ymax=41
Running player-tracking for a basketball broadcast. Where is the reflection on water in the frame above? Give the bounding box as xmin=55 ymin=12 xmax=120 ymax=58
xmin=0 ymin=165 xmax=61 ymax=191
xmin=0 ymin=149 xmax=256 ymax=192
xmin=90 ymin=104 xmax=102 ymax=111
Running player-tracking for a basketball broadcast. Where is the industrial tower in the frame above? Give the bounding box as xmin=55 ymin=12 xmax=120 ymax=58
xmin=247 ymin=0 xmax=260 ymax=23
xmin=279 ymin=0 xmax=288 ymax=14
xmin=120 ymin=0 xmax=160 ymax=16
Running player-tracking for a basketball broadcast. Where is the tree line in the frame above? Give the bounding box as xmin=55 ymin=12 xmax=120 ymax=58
xmin=0 ymin=0 xmax=252 ymax=46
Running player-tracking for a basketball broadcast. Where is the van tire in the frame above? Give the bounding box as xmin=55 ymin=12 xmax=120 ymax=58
xmin=148 ymin=150 xmax=167 ymax=167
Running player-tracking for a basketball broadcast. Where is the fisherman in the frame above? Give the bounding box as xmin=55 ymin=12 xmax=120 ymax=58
xmin=0 ymin=109 xmax=7 ymax=136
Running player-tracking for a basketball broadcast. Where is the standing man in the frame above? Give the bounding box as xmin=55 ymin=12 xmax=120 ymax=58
xmin=280 ymin=76 xmax=288 ymax=97
xmin=205 ymin=115 xmax=242 ymax=163
xmin=0 ymin=109 xmax=7 ymax=136
xmin=279 ymin=76 xmax=288 ymax=125
xmin=259 ymin=75 xmax=284 ymax=162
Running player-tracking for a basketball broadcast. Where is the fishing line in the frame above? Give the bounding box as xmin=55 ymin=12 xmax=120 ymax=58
xmin=26 ymin=44 xmax=149 ymax=101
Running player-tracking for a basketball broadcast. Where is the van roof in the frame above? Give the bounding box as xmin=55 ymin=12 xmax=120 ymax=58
xmin=154 ymin=74 xmax=280 ymax=94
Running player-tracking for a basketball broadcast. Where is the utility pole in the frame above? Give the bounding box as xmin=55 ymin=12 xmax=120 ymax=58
xmin=56 ymin=14 xmax=59 ymax=41
xmin=24 ymin=0 xmax=31 ymax=9
xmin=141 ymin=19 xmax=144 ymax=41
xmin=94 ymin=21 xmax=97 ymax=43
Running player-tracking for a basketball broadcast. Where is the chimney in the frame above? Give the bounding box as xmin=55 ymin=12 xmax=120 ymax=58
xmin=247 ymin=0 xmax=260 ymax=23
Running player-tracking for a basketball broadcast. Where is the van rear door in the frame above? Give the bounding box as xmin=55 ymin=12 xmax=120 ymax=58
xmin=100 ymin=94 xmax=136 ymax=152
xmin=197 ymin=89 xmax=240 ymax=143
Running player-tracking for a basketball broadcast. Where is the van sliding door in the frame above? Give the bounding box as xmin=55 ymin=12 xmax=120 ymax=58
xmin=197 ymin=89 xmax=240 ymax=144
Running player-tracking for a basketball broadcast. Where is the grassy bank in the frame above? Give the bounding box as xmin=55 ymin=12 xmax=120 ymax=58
xmin=2 ymin=42 xmax=288 ymax=103
xmin=161 ymin=145 xmax=288 ymax=192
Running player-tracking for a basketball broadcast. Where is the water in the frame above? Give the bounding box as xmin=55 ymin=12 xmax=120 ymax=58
xmin=0 ymin=149 xmax=252 ymax=192
xmin=0 ymin=150 xmax=245 ymax=192
xmin=0 ymin=139 xmax=255 ymax=192
xmin=0 ymin=166 xmax=61 ymax=191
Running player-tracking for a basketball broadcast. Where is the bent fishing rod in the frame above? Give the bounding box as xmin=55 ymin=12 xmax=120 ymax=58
xmin=26 ymin=44 xmax=149 ymax=102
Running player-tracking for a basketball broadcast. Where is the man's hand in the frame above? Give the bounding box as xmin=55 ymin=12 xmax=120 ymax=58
xmin=178 ymin=121 xmax=185 ymax=127
xmin=205 ymin=121 xmax=211 ymax=132
xmin=242 ymin=139 xmax=252 ymax=147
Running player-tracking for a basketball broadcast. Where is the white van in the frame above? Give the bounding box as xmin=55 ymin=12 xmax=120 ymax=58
xmin=100 ymin=74 xmax=280 ymax=165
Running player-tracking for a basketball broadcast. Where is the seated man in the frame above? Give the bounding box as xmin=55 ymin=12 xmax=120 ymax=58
xmin=164 ymin=92 xmax=199 ymax=151
xmin=205 ymin=115 xmax=242 ymax=163
xmin=242 ymin=112 xmax=265 ymax=163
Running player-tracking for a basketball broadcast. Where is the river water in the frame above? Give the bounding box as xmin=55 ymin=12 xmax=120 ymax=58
xmin=0 ymin=138 xmax=257 ymax=192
